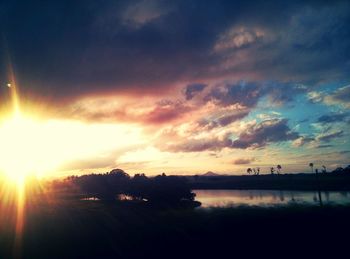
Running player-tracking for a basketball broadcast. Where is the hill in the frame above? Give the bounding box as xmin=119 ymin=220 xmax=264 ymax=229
xmin=202 ymin=171 xmax=220 ymax=177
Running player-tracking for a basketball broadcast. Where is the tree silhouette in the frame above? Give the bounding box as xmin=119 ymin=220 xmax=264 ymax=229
xmin=277 ymin=165 xmax=282 ymax=174
xmin=322 ymin=165 xmax=327 ymax=173
xmin=270 ymin=167 xmax=275 ymax=174
xmin=73 ymin=169 xmax=195 ymax=205
xmin=309 ymin=163 xmax=314 ymax=173
xmin=247 ymin=168 xmax=252 ymax=175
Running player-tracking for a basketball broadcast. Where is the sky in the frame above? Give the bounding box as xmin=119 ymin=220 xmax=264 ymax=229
xmin=0 ymin=0 xmax=349 ymax=177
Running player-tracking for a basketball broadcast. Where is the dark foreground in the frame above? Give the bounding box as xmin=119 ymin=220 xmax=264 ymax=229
xmin=1 ymin=197 xmax=350 ymax=259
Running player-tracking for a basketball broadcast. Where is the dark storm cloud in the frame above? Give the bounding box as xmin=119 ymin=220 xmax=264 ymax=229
xmin=231 ymin=119 xmax=299 ymax=149
xmin=205 ymin=81 xmax=305 ymax=108
xmin=183 ymin=83 xmax=207 ymax=100
xmin=206 ymin=82 xmax=262 ymax=108
xmin=1 ymin=0 xmax=350 ymax=102
xmin=216 ymin=110 xmax=250 ymax=126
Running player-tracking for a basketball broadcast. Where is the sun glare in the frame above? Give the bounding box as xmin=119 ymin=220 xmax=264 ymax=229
xmin=0 ymin=114 xmax=51 ymax=182
xmin=0 ymin=111 xmax=145 ymax=182
xmin=0 ymin=63 xmax=145 ymax=184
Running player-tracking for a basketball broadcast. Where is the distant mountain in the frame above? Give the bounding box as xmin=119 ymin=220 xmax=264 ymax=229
xmin=202 ymin=171 xmax=220 ymax=177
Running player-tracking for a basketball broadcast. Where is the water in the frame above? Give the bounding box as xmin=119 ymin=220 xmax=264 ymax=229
xmin=194 ymin=189 xmax=350 ymax=208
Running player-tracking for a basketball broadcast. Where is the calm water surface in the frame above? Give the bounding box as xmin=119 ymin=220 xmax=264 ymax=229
xmin=194 ymin=189 xmax=350 ymax=208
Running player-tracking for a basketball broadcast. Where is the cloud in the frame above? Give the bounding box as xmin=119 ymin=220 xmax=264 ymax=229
xmin=308 ymin=86 xmax=350 ymax=109
xmin=317 ymin=112 xmax=349 ymax=124
xmin=308 ymin=91 xmax=325 ymax=103
xmin=205 ymin=81 xmax=305 ymax=109
xmin=183 ymin=83 xmax=207 ymax=100
xmin=233 ymin=158 xmax=255 ymax=165
xmin=315 ymin=144 xmax=333 ymax=149
xmin=205 ymin=81 xmax=262 ymax=108
xmin=292 ymin=136 xmax=314 ymax=147
xmin=1 ymin=0 xmax=349 ymax=103
xmin=195 ymin=107 xmax=250 ymax=131
xmin=121 ymin=0 xmax=171 ymax=27
xmin=159 ymin=118 xmax=300 ymax=152
xmin=292 ymin=128 xmax=345 ymax=149
xmin=257 ymin=112 xmax=281 ymax=120
xmin=316 ymin=130 xmax=344 ymax=142
xmin=66 ymin=97 xmax=193 ymax=125
xmin=161 ymin=137 xmax=231 ymax=153
xmin=231 ymin=119 xmax=299 ymax=149
xmin=324 ymin=85 xmax=350 ymax=108
xmin=216 ymin=110 xmax=250 ymax=127
xmin=144 ymin=100 xmax=192 ymax=124
xmin=214 ymin=27 xmax=264 ymax=51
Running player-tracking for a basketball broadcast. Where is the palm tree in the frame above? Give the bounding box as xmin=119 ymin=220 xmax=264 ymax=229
xmin=270 ymin=167 xmax=275 ymax=174
xmin=308 ymin=163 xmax=322 ymax=206
xmin=277 ymin=165 xmax=282 ymax=174
xmin=247 ymin=168 xmax=252 ymax=175
xmin=309 ymin=163 xmax=314 ymax=173
xmin=322 ymin=165 xmax=327 ymax=173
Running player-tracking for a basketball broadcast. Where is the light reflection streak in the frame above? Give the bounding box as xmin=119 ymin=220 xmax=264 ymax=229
xmin=13 ymin=178 xmax=25 ymax=259
xmin=2 ymin=54 xmax=27 ymax=258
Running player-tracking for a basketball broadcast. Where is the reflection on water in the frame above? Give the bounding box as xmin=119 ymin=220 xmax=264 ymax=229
xmin=194 ymin=189 xmax=350 ymax=208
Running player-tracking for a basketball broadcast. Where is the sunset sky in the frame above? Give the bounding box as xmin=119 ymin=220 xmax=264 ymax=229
xmin=0 ymin=0 xmax=349 ymax=177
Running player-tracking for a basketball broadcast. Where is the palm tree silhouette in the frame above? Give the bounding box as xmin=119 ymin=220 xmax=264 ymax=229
xmin=254 ymin=167 xmax=260 ymax=175
xmin=309 ymin=163 xmax=314 ymax=173
xmin=247 ymin=168 xmax=252 ymax=175
xmin=277 ymin=165 xmax=282 ymax=174
xmin=270 ymin=167 xmax=275 ymax=174
xmin=322 ymin=165 xmax=327 ymax=173
xmin=308 ymin=162 xmax=323 ymax=206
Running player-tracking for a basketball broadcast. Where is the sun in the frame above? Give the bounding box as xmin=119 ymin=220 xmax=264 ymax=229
xmin=0 ymin=68 xmax=144 ymax=182
xmin=0 ymin=113 xmax=55 ymax=182
xmin=0 ymin=110 xmax=145 ymax=182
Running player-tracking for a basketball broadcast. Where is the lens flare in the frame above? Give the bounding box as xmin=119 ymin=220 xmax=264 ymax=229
xmin=0 ymin=58 xmax=28 ymax=258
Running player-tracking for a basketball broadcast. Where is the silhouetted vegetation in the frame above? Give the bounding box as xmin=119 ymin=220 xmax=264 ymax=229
xmin=189 ymin=167 xmax=350 ymax=190
xmin=73 ymin=169 xmax=130 ymax=201
xmin=1 ymin=166 xmax=350 ymax=258
xmin=70 ymin=169 xmax=196 ymax=206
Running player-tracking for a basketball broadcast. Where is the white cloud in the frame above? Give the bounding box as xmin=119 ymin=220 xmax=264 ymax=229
xmin=214 ymin=27 xmax=265 ymax=51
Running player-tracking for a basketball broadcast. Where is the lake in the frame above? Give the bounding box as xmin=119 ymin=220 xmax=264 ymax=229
xmin=194 ymin=189 xmax=350 ymax=208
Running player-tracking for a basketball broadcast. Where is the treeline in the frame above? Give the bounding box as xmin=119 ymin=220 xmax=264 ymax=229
xmin=187 ymin=170 xmax=350 ymax=191
xmin=62 ymin=169 xmax=196 ymax=206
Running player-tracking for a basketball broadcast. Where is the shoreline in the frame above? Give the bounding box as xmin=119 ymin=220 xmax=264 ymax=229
xmin=186 ymin=173 xmax=350 ymax=191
